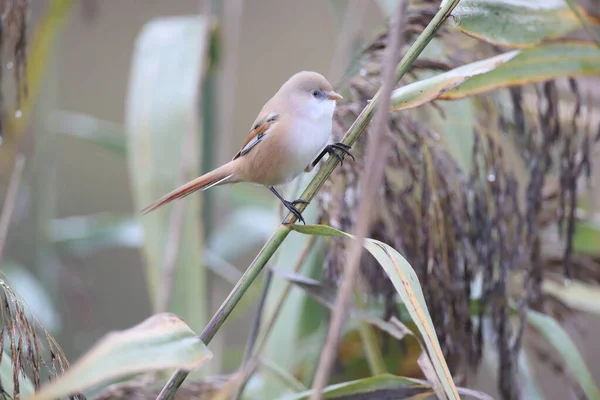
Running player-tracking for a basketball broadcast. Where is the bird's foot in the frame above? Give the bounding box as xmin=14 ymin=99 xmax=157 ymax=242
xmin=282 ymin=199 xmax=309 ymax=224
xmin=325 ymin=142 xmax=355 ymax=166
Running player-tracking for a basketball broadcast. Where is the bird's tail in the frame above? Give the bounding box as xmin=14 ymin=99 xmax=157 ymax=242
xmin=141 ymin=161 xmax=238 ymax=214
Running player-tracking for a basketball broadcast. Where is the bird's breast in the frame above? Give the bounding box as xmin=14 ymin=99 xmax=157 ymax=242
xmin=280 ymin=116 xmax=332 ymax=180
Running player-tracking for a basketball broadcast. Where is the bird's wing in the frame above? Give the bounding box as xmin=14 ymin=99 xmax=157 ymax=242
xmin=233 ymin=111 xmax=279 ymax=160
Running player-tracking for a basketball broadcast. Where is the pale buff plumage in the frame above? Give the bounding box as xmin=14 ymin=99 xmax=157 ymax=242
xmin=142 ymin=71 xmax=351 ymax=223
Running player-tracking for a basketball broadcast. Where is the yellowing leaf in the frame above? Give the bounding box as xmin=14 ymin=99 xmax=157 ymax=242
xmin=391 ymin=42 xmax=600 ymax=110
xmin=442 ymin=42 xmax=600 ymax=99
xmin=288 ymin=224 xmax=460 ymax=400
xmin=391 ymin=51 xmax=518 ymax=111
xmin=25 ymin=313 xmax=212 ymax=400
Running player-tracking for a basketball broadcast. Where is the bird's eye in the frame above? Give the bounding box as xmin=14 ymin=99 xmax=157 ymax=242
xmin=311 ymin=90 xmax=320 ymax=98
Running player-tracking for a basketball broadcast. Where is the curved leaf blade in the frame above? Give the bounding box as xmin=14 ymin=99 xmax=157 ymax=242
xmin=391 ymin=50 xmax=518 ymax=111
xmin=289 ymin=224 xmax=460 ymax=400
xmin=25 ymin=313 xmax=212 ymax=400
xmin=450 ymin=0 xmax=590 ymax=47
xmin=392 ymin=42 xmax=600 ymax=109
xmin=276 ymin=374 xmax=429 ymax=400
xmin=527 ymin=310 xmax=600 ymax=400
xmin=442 ymin=42 xmax=600 ymax=100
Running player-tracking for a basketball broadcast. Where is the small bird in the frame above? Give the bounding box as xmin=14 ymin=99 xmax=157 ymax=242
xmin=141 ymin=71 xmax=353 ymax=224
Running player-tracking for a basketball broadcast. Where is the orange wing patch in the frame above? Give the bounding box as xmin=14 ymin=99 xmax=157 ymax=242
xmin=233 ymin=113 xmax=279 ymax=160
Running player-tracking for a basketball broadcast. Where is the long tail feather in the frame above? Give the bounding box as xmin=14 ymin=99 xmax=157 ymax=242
xmin=141 ymin=162 xmax=236 ymax=214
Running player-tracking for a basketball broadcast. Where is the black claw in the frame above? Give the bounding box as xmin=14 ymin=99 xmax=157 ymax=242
xmin=330 ymin=143 xmax=355 ymax=162
xmin=282 ymin=200 xmax=306 ymax=224
xmin=333 ymin=142 xmax=351 ymax=150
xmin=330 ymin=151 xmax=344 ymax=164
xmin=311 ymin=142 xmax=355 ymax=168
xmin=326 ymin=142 xmax=354 ymax=166
xmin=269 ymin=186 xmax=307 ymax=224
xmin=291 ymin=199 xmax=310 ymax=206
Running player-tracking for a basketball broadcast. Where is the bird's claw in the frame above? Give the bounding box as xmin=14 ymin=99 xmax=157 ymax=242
xmin=326 ymin=142 xmax=354 ymax=166
xmin=282 ymin=199 xmax=308 ymax=224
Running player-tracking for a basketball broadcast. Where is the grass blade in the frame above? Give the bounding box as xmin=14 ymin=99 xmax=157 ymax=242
xmin=125 ymin=16 xmax=210 ymax=330
xmin=391 ymin=50 xmax=519 ymax=110
xmin=276 ymin=374 xmax=429 ymax=400
xmin=289 ymin=224 xmax=459 ymax=399
xmin=442 ymin=42 xmax=600 ymax=99
xmin=526 ymin=309 xmax=600 ymax=400
xmin=392 ymin=42 xmax=600 ymax=108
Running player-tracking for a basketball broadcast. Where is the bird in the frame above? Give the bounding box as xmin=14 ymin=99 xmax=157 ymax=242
xmin=141 ymin=71 xmax=353 ymax=224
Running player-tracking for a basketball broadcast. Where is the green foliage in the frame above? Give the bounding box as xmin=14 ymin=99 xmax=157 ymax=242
xmin=573 ymin=218 xmax=600 ymax=256
xmin=289 ymin=224 xmax=460 ymax=400
xmin=125 ymin=16 xmax=210 ymax=330
xmin=449 ymin=0 xmax=592 ymax=47
xmin=25 ymin=314 xmax=212 ymax=400
xmin=391 ymin=50 xmax=519 ymax=110
xmin=443 ymin=42 xmax=600 ymax=99
xmin=276 ymin=374 xmax=429 ymax=400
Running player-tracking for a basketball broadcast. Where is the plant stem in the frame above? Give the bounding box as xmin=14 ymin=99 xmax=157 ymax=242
xmin=155 ymin=1 xmax=461 ymax=398
xmin=260 ymin=357 xmax=308 ymax=393
xmin=356 ymin=294 xmax=387 ymax=376
xmin=234 ymin=236 xmax=317 ymax=398
xmin=241 ymin=269 xmax=273 ymax=364
xmin=233 ymin=268 xmax=273 ymax=400
xmin=358 ymin=320 xmax=387 ymax=375
xmin=254 ymin=235 xmax=317 ymax=355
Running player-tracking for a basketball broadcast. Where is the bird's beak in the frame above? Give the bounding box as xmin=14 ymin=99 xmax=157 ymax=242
xmin=327 ymin=91 xmax=343 ymax=101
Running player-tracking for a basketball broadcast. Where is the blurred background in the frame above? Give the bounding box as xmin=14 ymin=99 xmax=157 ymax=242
xmin=1 ymin=0 xmax=382 ymax=356
xmin=1 ymin=1 xmax=600 ymax=399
